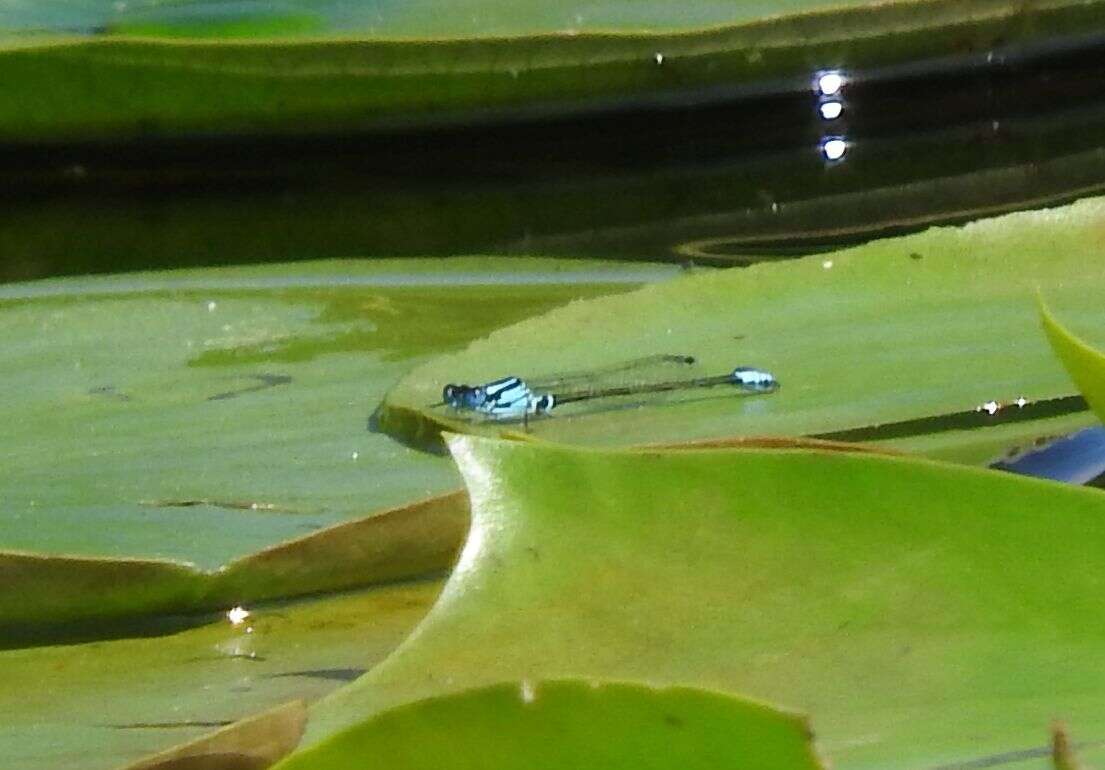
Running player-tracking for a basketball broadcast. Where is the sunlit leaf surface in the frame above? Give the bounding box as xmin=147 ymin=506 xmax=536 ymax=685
xmin=0 ymin=258 xmax=657 ymax=624
xmin=1040 ymin=297 xmax=1105 ymax=427
xmin=383 ymin=198 xmax=1105 ymax=455
xmin=0 ymin=579 xmax=443 ymax=770
xmin=304 ymin=435 xmax=1105 ymax=769
xmin=276 ymin=680 xmax=823 ymax=770
xmin=0 ymin=491 xmax=466 ymax=627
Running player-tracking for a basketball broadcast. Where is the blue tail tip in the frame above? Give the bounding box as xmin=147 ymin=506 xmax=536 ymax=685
xmin=731 ymin=367 xmax=779 ymax=391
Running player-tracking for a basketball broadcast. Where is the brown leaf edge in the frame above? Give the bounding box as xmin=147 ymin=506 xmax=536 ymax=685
xmin=1053 ymin=721 xmax=1083 ymax=770
xmin=121 ymin=700 xmax=307 ymax=770
xmin=0 ymin=490 xmax=468 ymax=628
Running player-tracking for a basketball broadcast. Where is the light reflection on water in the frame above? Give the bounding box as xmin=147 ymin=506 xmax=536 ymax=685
xmin=6 ymin=38 xmax=1105 ymax=280
xmin=995 ymin=426 xmax=1105 ymax=485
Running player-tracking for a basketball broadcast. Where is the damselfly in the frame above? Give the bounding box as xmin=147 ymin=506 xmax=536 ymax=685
xmin=438 ymin=353 xmax=778 ymax=422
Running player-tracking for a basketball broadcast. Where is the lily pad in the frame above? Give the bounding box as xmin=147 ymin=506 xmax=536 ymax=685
xmin=0 ymin=491 xmax=466 ymax=628
xmin=0 ymin=578 xmax=443 ymax=770
xmin=1040 ymin=297 xmax=1105 ymax=426
xmin=382 ymin=197 xmax=1105 ymax=454
xmin=5 ymin=1 xmax=1105 ymax=140
xmin=304 ymin=435 xmax=1105 ymax=768
xmin=276 ymin=680 xmax=823 ymax=770
xmin=0 ymin=257 xmax=651 ymax=626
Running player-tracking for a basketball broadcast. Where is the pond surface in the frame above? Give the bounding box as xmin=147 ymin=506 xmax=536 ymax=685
xmin=4 ymin=33 xmax=1105 ymax=282
xmin=7 ymin=17 xmax=1105 ymax=770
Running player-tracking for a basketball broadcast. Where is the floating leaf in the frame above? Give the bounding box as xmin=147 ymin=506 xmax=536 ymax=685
xmin=2 ymin=579 xmax=443 ymax=770
xmin=5 ymin=2 xmax=1105 ymax=139
xmin=277 ymin=680 xmax=823 ymax=770
xmin=0 ymin=490 xmax=466 ymax=628
xmin=304 ymin=436 xmax=1105 ymax=768
xmin=382 ymin=198 xmax=1105 ymax=455
xmin=0 ymin=258 xmax=644 ymax=627
xmin=1040 ymin=296 xmax=1105 ymax=426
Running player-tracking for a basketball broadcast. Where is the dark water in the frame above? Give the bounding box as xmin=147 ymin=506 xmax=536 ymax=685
xmin=3 ymin=34 xmax=1105 ymax=282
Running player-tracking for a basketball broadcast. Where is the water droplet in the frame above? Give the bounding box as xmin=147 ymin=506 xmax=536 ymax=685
xmin=822 ymin=260 xmax=834 ymax=269
xmin=654 ymin=53 xmax=664 ymax=65
xmin=351 ymin=451 xmax=360 ymax=460
xmin=207 ymin=301 xmax=217 ymax=312
xmin=520 ymin=680 xmax=536 ymax=703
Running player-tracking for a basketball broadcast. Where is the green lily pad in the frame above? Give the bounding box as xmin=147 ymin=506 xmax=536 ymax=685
xmin=0 ymin=257 xmax=653 ymax=626
xmin=1 ymin=578 xmax=443 ymax=770
xmin=382 ymin=197 xmax=1105 ymax=455
xmin=304 ymin=435 xmax=1105 ymax=768
xmin=276 ymin=680 xmax=823 ymax=770
xmin=14 ymin=0 xmax=1096 ymax=39
xmin=0 ymin=491 xmax=466 ymax=628
xmin=5 ymin=1 xmax=1105 ymax=139
xmin=1040 ymin=297 xmax=1105 ymax=426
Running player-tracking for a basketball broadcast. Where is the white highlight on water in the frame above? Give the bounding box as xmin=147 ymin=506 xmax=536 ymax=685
xmin=822 ymin=138 xmax=847 ymax=161
xmin=817 ymin=71 xmax=845 ymax=96
xmin=819 ymin=101 xmax=843 ymax=120
xmin=227 ymin=606 xmax=250 ymax=625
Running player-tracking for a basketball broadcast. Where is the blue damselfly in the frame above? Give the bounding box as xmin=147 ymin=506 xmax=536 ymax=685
xmin=439 ymin=354 xmax=778 ymax=422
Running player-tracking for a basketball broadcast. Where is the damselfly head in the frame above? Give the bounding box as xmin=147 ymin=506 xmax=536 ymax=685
xmin=442 ymin=383 xmax=487 ymax=409
xmin=731 ymin=367 xmax=779 ymax=392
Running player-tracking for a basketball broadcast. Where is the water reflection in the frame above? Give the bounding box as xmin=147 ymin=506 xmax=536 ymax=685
xmin=819 ymin=101 xmax=844 ymax=121
xmin=816 ymin=71 xmax=846 ymax=97
xmin=4 ymin=38 xmax=1105 ymax=280
xmin=995 ymin=426 xmax=1105 ymax=484
xmin=226 ymin=606 xmax=250 ymax=626
xmin=821 ymin=137 xmax=848 ymax=161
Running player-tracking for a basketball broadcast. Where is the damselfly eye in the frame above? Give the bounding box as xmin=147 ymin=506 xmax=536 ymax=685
xmin=443 ymin=385 xmax=457 ymax=403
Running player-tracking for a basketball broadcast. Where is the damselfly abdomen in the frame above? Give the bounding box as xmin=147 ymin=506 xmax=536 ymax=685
xmin=438 ymin=354 xmax=778 ymax=422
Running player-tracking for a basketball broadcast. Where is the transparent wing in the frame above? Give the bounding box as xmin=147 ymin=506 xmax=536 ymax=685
xmin=527 ymin=354 xmax=697 ymax=392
